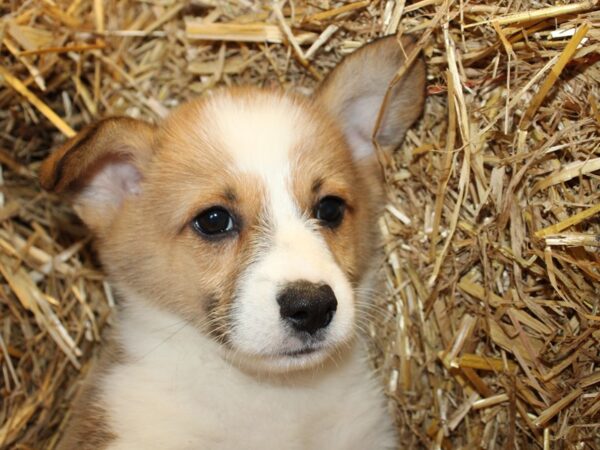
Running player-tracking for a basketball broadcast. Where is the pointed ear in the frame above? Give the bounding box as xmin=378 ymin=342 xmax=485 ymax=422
xmin=316 ymin=35 xmax=426 ymax=161
xmin=40 ymin=117 xmax=155 ymax=234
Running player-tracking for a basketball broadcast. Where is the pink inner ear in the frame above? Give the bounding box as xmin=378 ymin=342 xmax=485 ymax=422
xmin=343 ymin=94 xmax=384 ymax=160
xmin=79 ymin=158 xmax=142 ymax=211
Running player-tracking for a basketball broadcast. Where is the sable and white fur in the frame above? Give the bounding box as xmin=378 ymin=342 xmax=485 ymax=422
xmin=41 ymin=36 xmax=426 ymax=449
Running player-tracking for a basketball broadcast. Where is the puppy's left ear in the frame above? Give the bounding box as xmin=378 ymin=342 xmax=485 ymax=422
xmin=316 ymin=35 xmax=426 ymax=161
xmin=40 ymin=117 xmax=155 ymax=234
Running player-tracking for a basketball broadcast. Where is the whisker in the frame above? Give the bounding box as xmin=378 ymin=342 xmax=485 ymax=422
xmin=132 ymin=321 xmax=190 ymax=363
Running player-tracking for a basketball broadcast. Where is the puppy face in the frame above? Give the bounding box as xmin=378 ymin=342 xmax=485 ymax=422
xmin=103 ymin=91 xmax=374 ymax=370
xmin=40 ymin=36 xmax=426 ymax=372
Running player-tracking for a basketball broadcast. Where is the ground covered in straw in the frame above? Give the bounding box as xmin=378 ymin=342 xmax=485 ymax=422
xmin=1 ymin=1 xmax=599 ymax=448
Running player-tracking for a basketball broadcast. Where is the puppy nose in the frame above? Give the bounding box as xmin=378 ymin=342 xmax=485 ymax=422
xmin=277 ymin=281 xmax=337 ymax=334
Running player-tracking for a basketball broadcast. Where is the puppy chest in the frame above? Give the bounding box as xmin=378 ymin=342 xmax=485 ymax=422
xmin=102 ymin=350 xmax=394 ymax=449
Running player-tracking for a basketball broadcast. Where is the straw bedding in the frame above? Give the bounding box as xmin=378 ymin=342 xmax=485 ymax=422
xmin=1 ymin=1 xmax=599 ymax=448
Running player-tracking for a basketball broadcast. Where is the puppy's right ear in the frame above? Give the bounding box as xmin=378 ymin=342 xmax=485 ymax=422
xmin=40 ymin=117 xmax=155 ymax=234
xmin=316 ymin=35 xmax=426 ymax=163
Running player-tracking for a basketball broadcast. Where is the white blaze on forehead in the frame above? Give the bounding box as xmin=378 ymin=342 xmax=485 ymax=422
xmin=204 ymin=91 xmax=310 ymax=222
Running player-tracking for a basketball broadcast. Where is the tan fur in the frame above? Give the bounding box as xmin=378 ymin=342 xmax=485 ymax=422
xmin=290 ymin=121 xmax=383 ymax=285
xmin=57 ymin=342 xmax=123 ymax=449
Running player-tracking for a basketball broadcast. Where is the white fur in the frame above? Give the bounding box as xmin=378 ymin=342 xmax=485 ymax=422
xmin=102 ymin=302 xmax=397 ymax=450
xmin=203 ymin=93 xmax=355 ymax=367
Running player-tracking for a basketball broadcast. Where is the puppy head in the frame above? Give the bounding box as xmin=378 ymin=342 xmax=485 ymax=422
xmin=40 ymin=36 xmax=425 ymax=372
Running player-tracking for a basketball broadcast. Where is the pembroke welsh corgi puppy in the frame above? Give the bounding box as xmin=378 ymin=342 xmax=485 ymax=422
xmin=41 ymin=35 xmax=425 ymax=449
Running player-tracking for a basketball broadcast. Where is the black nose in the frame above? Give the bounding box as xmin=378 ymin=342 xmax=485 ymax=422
xmin=277 ymin=281 xmax=337 ymax=334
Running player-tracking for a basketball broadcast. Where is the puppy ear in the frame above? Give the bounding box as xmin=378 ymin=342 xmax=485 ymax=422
xmin=316 ymin=35 xmax=426 ymax=161
xmin=40 ymin=117 xmax=155 ymax=234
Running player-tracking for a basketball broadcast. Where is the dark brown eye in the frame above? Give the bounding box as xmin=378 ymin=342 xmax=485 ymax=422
xmin=315 ymin=196 xmax=345 ymax=228
xmin=192 ymin=207 xmax=235 ymax=237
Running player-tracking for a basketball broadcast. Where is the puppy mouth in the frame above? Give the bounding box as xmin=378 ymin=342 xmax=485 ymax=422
xmin=280 ymin=345 xmax=323 ymax=357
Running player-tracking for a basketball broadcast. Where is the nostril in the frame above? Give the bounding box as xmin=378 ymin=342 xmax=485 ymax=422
xmin=290 ymin=311 xmax=308 ymax=322
xmin=277 ymin=281 xmax=338 ymax=335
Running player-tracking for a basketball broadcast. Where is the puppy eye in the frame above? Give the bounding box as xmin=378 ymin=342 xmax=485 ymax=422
xmin=315 ymin=196 xmax=345 ymax=228
xmin=192 ymin=207 xmax=235 ymax=237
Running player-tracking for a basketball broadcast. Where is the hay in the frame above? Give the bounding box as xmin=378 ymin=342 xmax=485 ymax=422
xmin=1 ymin=0 xmax=599 ymax=448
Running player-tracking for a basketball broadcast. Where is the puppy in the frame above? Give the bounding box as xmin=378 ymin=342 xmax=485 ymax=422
xmin=41 ymin=36 xmax=425 ymax=449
